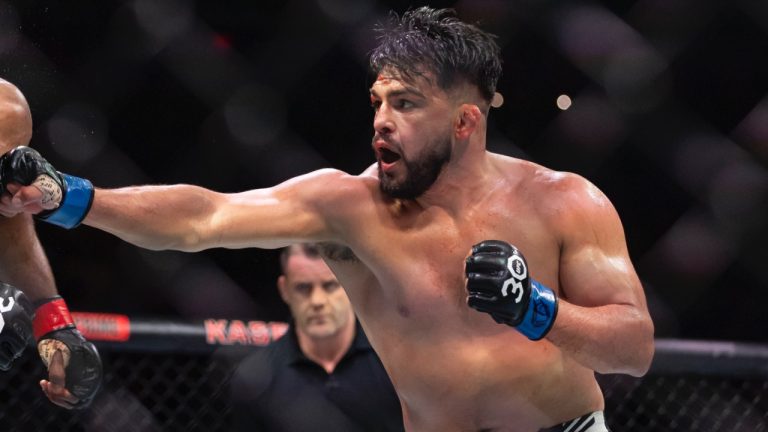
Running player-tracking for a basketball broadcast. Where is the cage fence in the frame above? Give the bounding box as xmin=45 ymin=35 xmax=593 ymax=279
xmin=0 ymin=315 xmax=766 ymax=432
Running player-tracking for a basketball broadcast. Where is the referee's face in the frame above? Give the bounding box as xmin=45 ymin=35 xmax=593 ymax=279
xmin=278 ymin=253 xmax=354 ymax=340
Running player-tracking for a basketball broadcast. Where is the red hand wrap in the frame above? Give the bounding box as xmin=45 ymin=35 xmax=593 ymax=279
xmin=32 ymin=298 xmax=75 ymax=340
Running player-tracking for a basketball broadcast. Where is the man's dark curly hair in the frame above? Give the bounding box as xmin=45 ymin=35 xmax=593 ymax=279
xmin=369 ymin=7 xmax=502 ymax=102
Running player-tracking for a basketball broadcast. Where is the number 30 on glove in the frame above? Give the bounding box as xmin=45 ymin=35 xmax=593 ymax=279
xmin=465 ymin=240 xmax=558 ymax=340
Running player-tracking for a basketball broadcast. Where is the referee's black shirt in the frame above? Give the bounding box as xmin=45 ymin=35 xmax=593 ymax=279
xmin=230 ymin=322 xmax=404 ymax=432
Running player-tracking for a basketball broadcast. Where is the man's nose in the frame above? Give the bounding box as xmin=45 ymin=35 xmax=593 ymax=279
xmin=309 ymin=286 xmax=328 ymax=306
xmin=373 ymin=104 xmax=394 ymax=135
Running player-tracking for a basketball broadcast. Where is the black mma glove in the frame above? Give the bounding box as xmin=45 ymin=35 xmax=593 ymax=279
xmin=0 ymin=146 xmax=94 ymax=228
xmin=0 ymin=282 xmax=34 ymax=370
xmin=33 ymin=296 xmax=102 ymax=408
xmin=465 ymin=240 xmax=558 ymax=340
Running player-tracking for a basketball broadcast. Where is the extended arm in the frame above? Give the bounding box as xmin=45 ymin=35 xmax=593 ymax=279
xmin=0 ymin=147 xmax=349 ymax=252
xmin=85 ymin=177 xmax=333 ymax=252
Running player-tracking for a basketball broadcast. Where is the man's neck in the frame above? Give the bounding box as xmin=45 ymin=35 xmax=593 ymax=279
xmin=416 ymin=146 xmax=497 ymax=215
xmin=296 ymin=320 xmax=356 ymax=374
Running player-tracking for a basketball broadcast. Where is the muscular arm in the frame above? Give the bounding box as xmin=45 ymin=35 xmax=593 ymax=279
xmin=0 ymin=214 xmax=57 ymax=301
xmin=545 ymin=176 xmax=654 ymax=377
xmin=83 ymin=169 xmax=353 ymax=252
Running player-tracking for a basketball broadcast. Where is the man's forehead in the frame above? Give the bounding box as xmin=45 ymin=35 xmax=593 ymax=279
xmin=370 ymin=70 xmax=436 ymax=95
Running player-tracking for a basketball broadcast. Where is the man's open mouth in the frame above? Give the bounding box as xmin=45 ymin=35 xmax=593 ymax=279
xmin=379 ymin=147 xmax=401 ymax=164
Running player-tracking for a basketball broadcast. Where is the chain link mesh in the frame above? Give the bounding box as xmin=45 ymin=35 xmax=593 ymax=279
xmin=598 ymin=374 xmax=768 ymax=431
xmin=0 ymin=348 xmax=235 ymax=432
xmin=0 ymin=346 xmax=766 ymax=431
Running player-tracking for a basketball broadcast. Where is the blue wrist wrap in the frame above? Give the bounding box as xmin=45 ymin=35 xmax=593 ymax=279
xmin=41 ymin=174 xmax=94 ymax=229
xmin=516 ymin=280 xmax=558 ymax=341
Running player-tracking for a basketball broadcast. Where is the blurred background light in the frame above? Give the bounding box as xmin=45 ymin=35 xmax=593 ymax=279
xmin=316 ymin=0 xmax=375 ymax=24
xmin=132 ymin=0 xmax=194 ymax=53
xmin=0 ymin=1 xmax=20 ymax=56
xmin=224 ymin=83 xmax=286 ymax=148
xmin=46 ymin=102 xmax=108 ymax=165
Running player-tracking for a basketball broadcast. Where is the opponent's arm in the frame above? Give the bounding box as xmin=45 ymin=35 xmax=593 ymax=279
xmin=0 ymin=214 xmax=57 ymax=300
xmin=0 ymin=215 xmax=101 ymax=409
xmin=0 ymin=278 xmax=102 ymax=410
xmin=0 ymin=146 xmax=343 ymax=252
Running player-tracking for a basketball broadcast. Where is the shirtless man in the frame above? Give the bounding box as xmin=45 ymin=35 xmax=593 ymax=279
xmin=0 ymin=7 xmax=653 ymax=431
xmin=0 ymin=78 xmax=102 ymax=409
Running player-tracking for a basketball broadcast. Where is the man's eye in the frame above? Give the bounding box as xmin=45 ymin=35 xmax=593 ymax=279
xmin=295 ymin=284 xmax=312 ymax=294
xmin=396 ymin=100 xmax=414 ymax=109
xmin=323 ymin=281 xmax=340 ymax=292
xmin=371 ymin=101 xmax=381 ymax=111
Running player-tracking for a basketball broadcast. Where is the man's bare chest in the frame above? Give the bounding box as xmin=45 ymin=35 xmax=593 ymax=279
xmin=356 ymin=208 xmax=554 ymax=305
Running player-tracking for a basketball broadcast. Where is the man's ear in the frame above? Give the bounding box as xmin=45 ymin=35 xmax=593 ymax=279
xmin=277 ymin=275 xmax=290 ymax=303
xmin=454 ymin=104 xmax=482 ymax=140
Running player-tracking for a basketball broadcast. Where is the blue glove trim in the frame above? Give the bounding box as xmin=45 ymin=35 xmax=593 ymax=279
xmin=516 ymin=280 xmax=558 ymax=341
xmin=40 ymin=174 xmax=94 ymax=229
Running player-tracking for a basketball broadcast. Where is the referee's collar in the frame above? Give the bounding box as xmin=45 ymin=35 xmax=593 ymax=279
xmin=285 ymin=319 xmax=372 ymax=365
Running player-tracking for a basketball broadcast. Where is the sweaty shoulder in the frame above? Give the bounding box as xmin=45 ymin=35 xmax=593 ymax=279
xmin=494 ymin=155 xmax=620 ymax=239
xmin=541 ymin=171 xmax=624 ymax=253
xmin=278 ymin=168 xmax=380 ymax=241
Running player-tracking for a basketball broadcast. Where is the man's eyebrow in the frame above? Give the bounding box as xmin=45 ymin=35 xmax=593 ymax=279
xmin=369 ymin=87 xmax=427 ymax=99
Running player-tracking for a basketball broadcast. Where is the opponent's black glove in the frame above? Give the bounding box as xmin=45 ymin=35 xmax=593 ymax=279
xmin=0 ymin=146 xmax=93 ymax=228
xmin=0 ymin=282 xmax=34 ymax=371
xmin=465 ymin=240 xmax=558 ymax=340
xmin=34 ymin=296 xmax=102 ymax=408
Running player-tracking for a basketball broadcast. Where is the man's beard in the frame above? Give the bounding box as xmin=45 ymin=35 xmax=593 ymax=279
xmin=378 ymin=135 xmax=452 ymax=200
